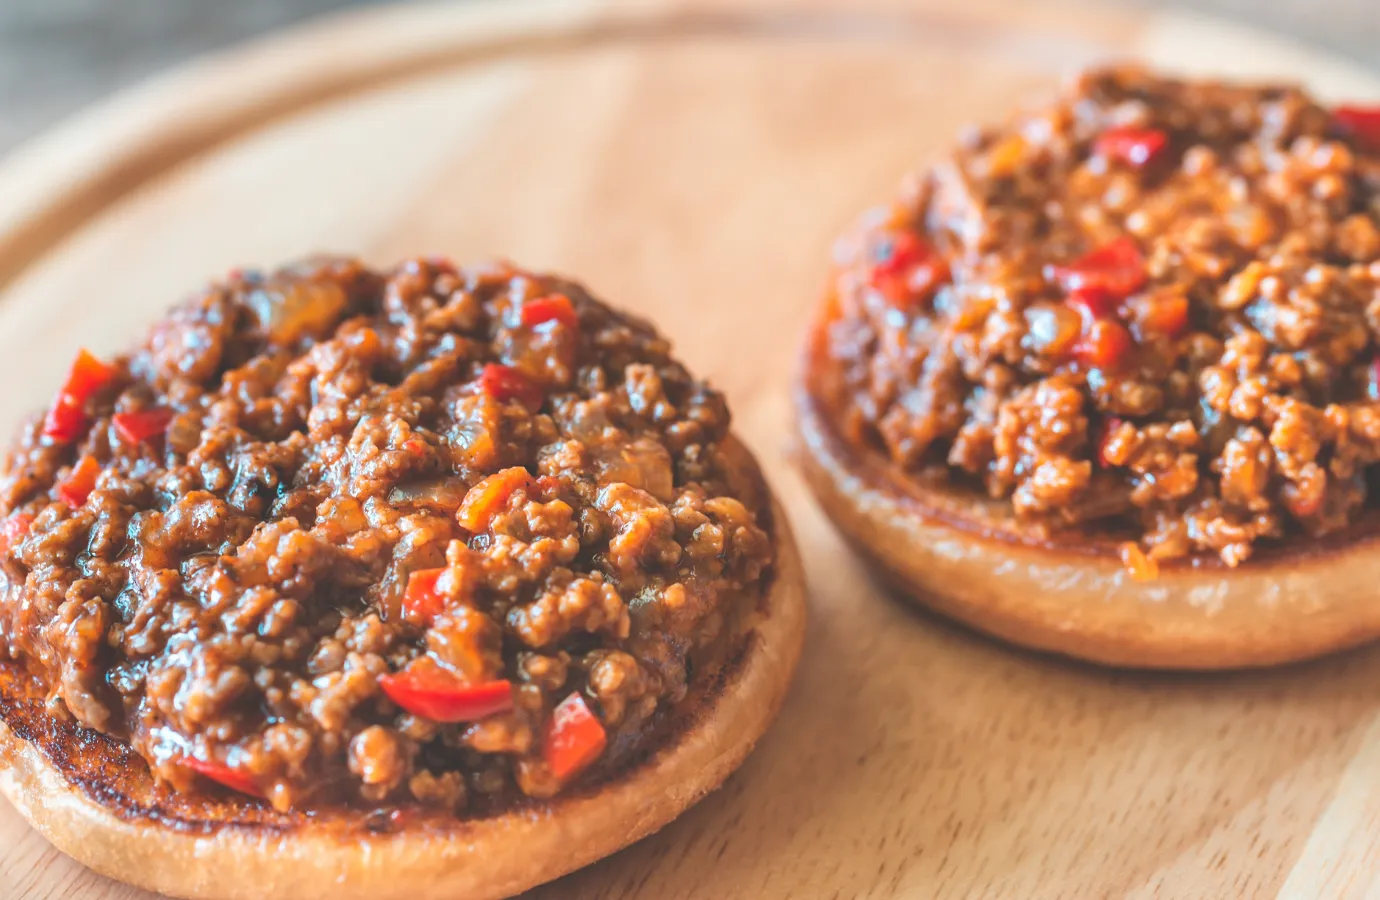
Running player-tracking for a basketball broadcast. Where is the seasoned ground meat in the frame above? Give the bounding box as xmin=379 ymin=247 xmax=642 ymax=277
xmin=0 ymin=257 xmax=773 ymax=812
xmin=820 ymin=67 xmax=1380 ymax=568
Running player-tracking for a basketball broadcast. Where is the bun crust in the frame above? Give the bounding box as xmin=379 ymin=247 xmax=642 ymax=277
xmin=0 ymin=478 xmax=806 ymax=900
xmin=796 ymin=312 xmax=1380 ymax=670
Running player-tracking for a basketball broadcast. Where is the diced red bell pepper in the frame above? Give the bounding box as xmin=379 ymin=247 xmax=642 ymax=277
xmin=869 ymin=232 xmax=948 ymax=308
xmin=59 ymin=349 xmax=119 ymax=404
xmin=57 ymin=457 xmax=100 ymax=507
xmin=183 ymin=757 xmax=264 ymax=799
xmin=456 ymin=467 xmax=532 ymax=533
xmin=0 ymin=514 xmax=32 ymax=555
xmin=1052 ymin=236 xmax=1147 ymax=302
xmin=479 ymin=363 xmax=543 ymax=411
xmin=1094 ymin=126 xmax=1170 ymax=168
xmin=871 ymin=232 xmax=925 ymax=279
xmin=42 ymin=349 xmax=119 ymax=442
xmin=1074 ymin=320 xmax=1133 ymax=371
xmin=112 ymin=408 xmax=172 ymax=445
xmin=543 ymin=693 xmax=607 ymax=782
xmin=1097 ymin=417 xmax=1127 ymax=467
xmin=1333 ymin=106 xmax=1380 ymax=151
xmin=1065 ymin=288 xmax=1120 ymax=322
xmin=403 ymin=567 xmax=446 ymax=623
xmin=380 ymin=666 xmax=514 ymax=723
xmin=43 ymin=399 xmax=88 ymax=443
xmin=521 ymin=293 xmax=578 ymax=330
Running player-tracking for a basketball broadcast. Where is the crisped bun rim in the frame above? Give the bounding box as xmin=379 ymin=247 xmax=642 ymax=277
xmin=0 ymin=459 xmax=807 ymax=900
xmin=795 ymin=307 xmax=1380 ymax=670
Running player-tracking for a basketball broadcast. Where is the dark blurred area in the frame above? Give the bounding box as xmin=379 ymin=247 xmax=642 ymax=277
xmin=0 ymin=0 xmax=392 ymax=152
xmin=1 ymin=0 xmax=1375 ymax=156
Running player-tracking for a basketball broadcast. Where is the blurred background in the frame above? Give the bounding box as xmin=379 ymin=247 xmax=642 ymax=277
xmin=1 ymin=0 xmax=1377 ymax=156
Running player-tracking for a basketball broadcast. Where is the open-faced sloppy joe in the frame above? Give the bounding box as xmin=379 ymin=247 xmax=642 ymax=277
xmin=797 ymin=67 xmax=1380 ymax=668
xmin=0 ymin=256 xmax=805 ymax=900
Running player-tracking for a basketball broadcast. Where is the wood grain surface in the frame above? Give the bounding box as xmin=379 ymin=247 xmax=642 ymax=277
xmin=2 ymin=0 xmax=1380 ymax=897
xmin=2 ymin=0 xmax=1376 ymax=157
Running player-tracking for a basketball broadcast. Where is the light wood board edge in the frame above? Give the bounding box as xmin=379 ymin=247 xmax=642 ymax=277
xmin=0 ymin=0 xmax=604 ymax=297
xmin=7 ymin=0 xmax=1378 ymax=302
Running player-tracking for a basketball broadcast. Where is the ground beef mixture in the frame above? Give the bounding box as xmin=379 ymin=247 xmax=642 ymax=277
xmin=820 ymin=67 xmax=1380 ymax=572
xmin=0 ymin=257 xmax=773 ymax=813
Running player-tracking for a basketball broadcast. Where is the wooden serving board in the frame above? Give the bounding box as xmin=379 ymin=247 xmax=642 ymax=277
xmin=2 ymin=1 xmax=1380 ymax=897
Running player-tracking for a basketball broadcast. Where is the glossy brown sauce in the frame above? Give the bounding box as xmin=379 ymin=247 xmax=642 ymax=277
xmin=0 ymin=257 xmax=774 ymax=812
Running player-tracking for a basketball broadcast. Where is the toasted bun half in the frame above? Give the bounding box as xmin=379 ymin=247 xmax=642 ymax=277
xmin=796 ymin=310 xmax=1380 ymax=670
xmin=0 ymin=461 xmax=807 ymax=900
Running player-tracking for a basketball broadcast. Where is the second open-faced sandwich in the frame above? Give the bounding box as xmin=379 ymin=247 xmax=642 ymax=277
xmin=796 ymin=66 xmax=1380 ymax=669
xmin=0 ymin=256 xmax=806 ymax=900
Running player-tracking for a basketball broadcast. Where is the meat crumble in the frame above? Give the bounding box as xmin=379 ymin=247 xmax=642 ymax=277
xmin=818 ymin=67 xmax=1380 ymax=570
xmin=0 ymin=256 xmax=773 ymax=812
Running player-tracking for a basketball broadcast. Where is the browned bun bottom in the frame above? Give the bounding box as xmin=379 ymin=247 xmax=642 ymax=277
xmin=0 ymin=467 xmax=807 ymax=900
xmin=796 ymin=312 xmax=1380 ymax=670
